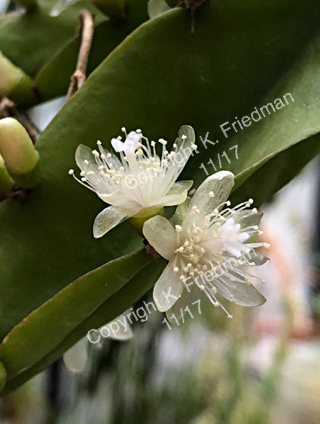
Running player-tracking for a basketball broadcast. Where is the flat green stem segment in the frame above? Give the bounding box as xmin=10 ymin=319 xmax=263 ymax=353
xmin=0 ymin=0 xmax=106 ymax=79
xmin=0 ymin=362 xmax=6 ymax=392
xmin=1 ymin=258 xmax=166 ymax=394
xmin=1 ymin=0 xmax=320 ymax=391
xmin=0 ymin=249 xmax=151 ymax=378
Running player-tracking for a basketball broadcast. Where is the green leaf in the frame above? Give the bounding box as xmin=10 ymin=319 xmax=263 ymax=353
xmin=0 ymin=0 xmax=106 ymax=79
xmin=1 ymin=257 xmax=166 ymax=394
xmin=1 ymin=0 xmax=320 ymax=390
xmin=34 ymin=0 xmax=150 ymax=102
xmin=0 ymin=249 xmax=151 ymax=378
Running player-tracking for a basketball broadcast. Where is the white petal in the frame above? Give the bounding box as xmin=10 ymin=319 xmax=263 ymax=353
xmin=63 ymin=337 xmax=88 ymax=373
xmin=98 ymin=190 xmax=124 ymax=204
xmin=75 ymin=144 xmax=99 ymax=173
xmin=175 ymin=197 xmax=191 ymax=224
xmin=189 ymin=171 xmax=235 ymax=212
xmin=157 ymin=180 xmax=193 ymax=207
xmin=161 ymin=125 xmax=195 ymax=190
xmin=166 ymin=283 xmax=199 ymax=323
xmin=175 ymin=125 xmax=196 ymax=158
xmin=143 ymin=215 xmax=177 ymax=260
xmin=93 ymin=206 xmax=129 ymax=238
xmin=234 ymin=210 xmax=263 ymax=228
xmin=153 ymin=262 xmax=183 ymax=312
xmin=215 ymin=276 xmax=266 ymax=307
xmin=166 ymin=180 xmax=193 ymax=196
xmin=98 ymin=191 xmax=141 ymax=212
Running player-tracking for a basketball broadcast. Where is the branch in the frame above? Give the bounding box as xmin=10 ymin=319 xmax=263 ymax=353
xmin=67 ymin=10 xmax=94 ymax=100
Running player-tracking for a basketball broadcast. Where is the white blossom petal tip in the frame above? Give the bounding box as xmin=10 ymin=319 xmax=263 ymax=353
xmin=70 ymin=126 xmax=196 ymax=236
xmin=143 ymin=215 xmax=177 ymax=260
xmin=144 ymin=173 xmax=269 ymax=318
xmin=93 ymin=206 xmax=128 ymax=238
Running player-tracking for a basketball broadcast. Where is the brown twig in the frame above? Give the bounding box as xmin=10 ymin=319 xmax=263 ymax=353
xmin=67 ymin=9 xmax=94 ymax=100
xmin=178 ymin=0 xmax=207 ymax=33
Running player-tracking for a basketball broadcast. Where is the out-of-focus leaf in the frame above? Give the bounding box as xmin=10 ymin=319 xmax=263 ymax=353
xmin=0 ymin=249 xmax=151 ymax=378
xmin=35 ymin=0 xmax=149 ymax=101
xmin=1 ymin=258 xmax=166 ymax=394
xmin=0 ymin=0 xmax=106 ymax=79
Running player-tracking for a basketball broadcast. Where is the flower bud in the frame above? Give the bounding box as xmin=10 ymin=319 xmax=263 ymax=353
xmin=0 ymin=51 xmax=35 ymax=106
xmin=0 ymin=118 xmax=40 ymax=189
xmin=0 ymin=155 xmax=13 ymax=197
xmin=91 ymin=0 xmax=126 ymax=19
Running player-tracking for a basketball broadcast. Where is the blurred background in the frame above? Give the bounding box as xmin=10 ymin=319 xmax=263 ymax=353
xmin=1 ymin=1 xmax=320 ymax=423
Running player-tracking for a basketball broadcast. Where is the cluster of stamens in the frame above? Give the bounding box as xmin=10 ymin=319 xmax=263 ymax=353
xmin=69 ymin=128 xmax=197 ymax=207
xmin=171 ymin=193 xmax=269 ymax=318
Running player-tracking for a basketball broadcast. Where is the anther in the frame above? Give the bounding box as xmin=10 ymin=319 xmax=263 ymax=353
xmin=173 ymin=267 xmax=179 ymax=272
xmin=175 ymin=225 xmax=182 ymax=233
xmin=68 ymin=169 xmax=74 ymax=175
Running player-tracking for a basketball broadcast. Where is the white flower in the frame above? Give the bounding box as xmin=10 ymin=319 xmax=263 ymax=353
xmin=143 ymin=171 xmax=269 ymax=319
xmin=69 ymin=125 xmax=196 ymax=237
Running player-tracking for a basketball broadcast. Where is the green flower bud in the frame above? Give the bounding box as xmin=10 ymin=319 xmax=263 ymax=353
xmin=0 ymin=155 xmax=13 ymax=197
xmin=91 ymin=0 xmax=126 ymax=19
xmin=0 ymin=118 xmax=40 ymax=189
xmin=0 ymin=51 xmax=35 ymax=106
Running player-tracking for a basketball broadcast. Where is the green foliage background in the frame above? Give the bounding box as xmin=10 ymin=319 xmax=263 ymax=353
xmin=0 ymin=0 xmax=319 ymax=393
